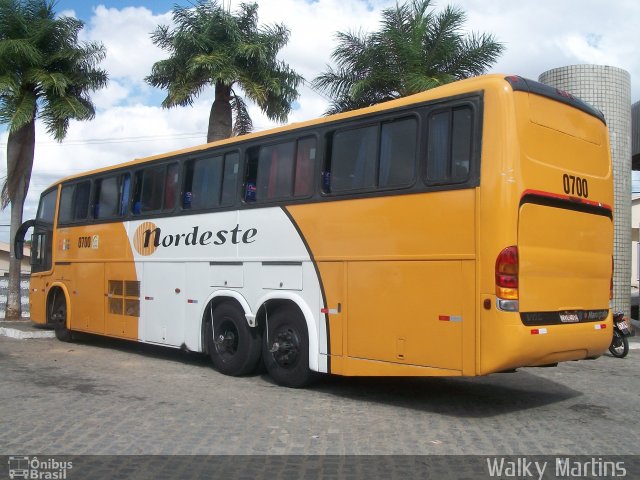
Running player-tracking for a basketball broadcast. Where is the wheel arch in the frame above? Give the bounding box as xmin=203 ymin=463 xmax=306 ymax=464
xmin=253 ymin=292 xmax=321 ymax=373
xmin=200 ymin=290 xmax=253 ymax=354
xmin=46 ymin=283 xmax=72 ymax=329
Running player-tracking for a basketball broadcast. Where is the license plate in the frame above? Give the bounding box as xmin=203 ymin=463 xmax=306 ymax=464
xmin=616 ymin=320 xmax=629 ymax=330
xmin=560 ymin=313 xmax=580 ymax=323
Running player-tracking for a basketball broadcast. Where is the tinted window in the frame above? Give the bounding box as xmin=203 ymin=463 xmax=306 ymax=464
xmin=58 ymin=186 xmax=74 ymax=224
xmin=294 ymin=137 xmax=316 ymax=197
xmin=93 ymin=173 xmax=130 ymax=219
xmin=327 ymin=125 xmax=377 ymax=193
xmin=132 ymin=164 xmax=176 ymax=214
xmin=245 ymin=138 xmax=316 ymax=202
xmin=58 ymin=181 xmax=90 ymax=223
xmin=37 ymin=189 xmax=58 ymax=224
xmin=256 ymin=141 xmax=295 ymax=201
xmin=427 ymin=111 xmax=450 ymax=182
xmin=451 ymin=108 xmax=472 ymax=180
xmin=323 ymin=118 xmax=417 ymax=194
xmin=426 ymin=105 xmax=473 ymax=183
xmin=164 ymin=163 xmax=179 ymax=210
xmin=221 ymin=152 xmax=239 ymax=206
xmin=379 ymin=118 xmax=417 ymax=188
xmin=183 ymin=156 xmax=223 ymax=210
xmin=182 ymin=152 xmax=239 ymax=209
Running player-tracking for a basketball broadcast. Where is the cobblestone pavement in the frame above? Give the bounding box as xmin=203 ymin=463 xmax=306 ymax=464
xmin=0 ymin=334 xmax=638 ymax=456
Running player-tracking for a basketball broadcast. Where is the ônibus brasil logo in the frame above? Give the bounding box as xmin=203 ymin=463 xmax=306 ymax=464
xmin=133 ymin=222 xmax=258 ymax=256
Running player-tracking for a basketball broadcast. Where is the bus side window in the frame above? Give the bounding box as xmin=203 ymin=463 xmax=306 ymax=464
xmin=182 ymin=156 xmax=223 ymax=210
xmin=324 ymin=125 xmax=377 ymax=193
xmin=426 ymin=105 xmax=473 ymax=184
xmin=451 ymin=107 xmax=472 ymax=180
xmin=294 ymin=137 xmax=316 ymax=197
xmin=379 ymin=117 xmax=417 ymax=188
xmin=58 ymin=185 xmax=74 ymax=224
xmin=132 ymin=171 xmax=143 ymax=214
xmin=93 ymin=176 xmax=111 ymax=219
xmin=244 ymin=148 xmax=259 ymax=202
xmin=164 ymin=163 xmax=179 ymax=211
xmin=256 ymin=141 xmax=295 ymax=201
xmin=221 ymin=152 xmax=239 ymax=206
xmin=93 ymin=173 xmax=130 ymax=220
xmin=132 ymin=165 xmax=165 ymax=214
xmin=92 ymin=179 xmax=102 ymax=218
xmin=119 ymin=174 xmax=130 ymax=216
xmin=59 ymin=181 xmax=91 ymax=223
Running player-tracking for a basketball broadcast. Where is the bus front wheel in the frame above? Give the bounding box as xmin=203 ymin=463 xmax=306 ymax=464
xmin=207 ymin=302 xmax=261 ymax=376
xmin=263 ymin=305 xmax=315 ymax=388
xmin=49 ymin=291 xmax=72 ymax=342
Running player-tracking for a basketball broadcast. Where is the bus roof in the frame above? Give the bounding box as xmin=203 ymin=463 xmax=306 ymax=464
xmin=48 ymin=73 xmax=602 ymax=189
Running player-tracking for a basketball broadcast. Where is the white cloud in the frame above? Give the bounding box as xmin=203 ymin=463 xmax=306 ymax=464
xmin=1 ymin=0 xmax=639 ymax=240
xmin=92 ymin=78 xmax=131 ymax=109
xmin=463 ymin=0 xmax=640 ymax=95
xmin=82 ymin=6 xmax=172 ymax=85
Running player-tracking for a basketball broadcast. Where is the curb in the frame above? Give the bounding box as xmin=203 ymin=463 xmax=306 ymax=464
xmin=0 ymin=326 xmax=55 ymax=339
xmin=0 ymin=319 xmax=55 ymax=340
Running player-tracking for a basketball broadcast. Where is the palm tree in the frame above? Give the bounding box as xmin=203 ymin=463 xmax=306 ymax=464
xmin=313 ymin=0 xmax=504 ymax=114
xmin=146 ymin=1 xmax=302 ymax=142
xmin=0 ymin=0 xmax=107 ymax=319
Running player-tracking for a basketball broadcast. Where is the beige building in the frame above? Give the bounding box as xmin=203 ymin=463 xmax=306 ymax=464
xmin=0 ymin=241 xmax=31 ymax=276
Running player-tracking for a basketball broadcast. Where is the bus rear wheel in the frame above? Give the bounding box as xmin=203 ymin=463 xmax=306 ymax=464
xmin=207 ymin=302 xmax=261 ymax=376
xmin=263 ymin=305 xmax=315 ymax=388
xmin=49 ymin=291 xmax=72 ymax=342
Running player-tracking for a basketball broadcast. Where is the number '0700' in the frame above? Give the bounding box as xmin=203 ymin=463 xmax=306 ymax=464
xmin=562 ymin=174 xmax=588 ymax=198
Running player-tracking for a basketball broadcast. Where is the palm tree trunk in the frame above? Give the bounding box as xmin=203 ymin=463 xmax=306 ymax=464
xmin=5 ymin=119 xmax=35 ymax=320
xmin=207 ymin=81 xmax=233 ymax=143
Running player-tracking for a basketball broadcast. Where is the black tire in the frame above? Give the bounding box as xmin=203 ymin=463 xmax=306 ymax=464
xmin=263 ymin=305 xmax=315 ymax=388
xmin=50 ymin=291 xmax=72 ymax=342
xmin=609 ymin=330 xmax=629 ymax=358
xmin=207 ymin=302 xmax=262 ymax=376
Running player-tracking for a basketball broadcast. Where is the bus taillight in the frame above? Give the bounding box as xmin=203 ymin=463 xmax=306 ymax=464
xmin=496 ymin=246 xmax=519 ymax=311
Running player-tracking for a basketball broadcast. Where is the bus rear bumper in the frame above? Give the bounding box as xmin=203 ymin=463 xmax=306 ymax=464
xmin=480 ymin=305 xmax=612 ymax=375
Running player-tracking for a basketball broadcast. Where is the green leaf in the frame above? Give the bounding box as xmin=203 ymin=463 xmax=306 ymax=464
xmin=147 ymin=0 xmax=300 ymax=141
xmin=314 ymin=0 xmax=504 ymax=114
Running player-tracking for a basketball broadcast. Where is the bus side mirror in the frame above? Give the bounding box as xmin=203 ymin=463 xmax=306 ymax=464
xmin=15 ymin=239 xmax=24 ymax=260
xmin=14 ymin=219 xmax=37 ymax=260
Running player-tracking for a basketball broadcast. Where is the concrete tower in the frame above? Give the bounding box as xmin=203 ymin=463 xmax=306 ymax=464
xmin=539 ymin=65 xmax=632 ymax=315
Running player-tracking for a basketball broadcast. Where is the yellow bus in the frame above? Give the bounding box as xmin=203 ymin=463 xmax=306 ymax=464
xmin=16 ymin=74 xmax=613 ymax=387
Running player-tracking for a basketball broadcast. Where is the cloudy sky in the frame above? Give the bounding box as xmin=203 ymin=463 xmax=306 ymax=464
xmin=1 ymin=0 xmax=639 ymax=240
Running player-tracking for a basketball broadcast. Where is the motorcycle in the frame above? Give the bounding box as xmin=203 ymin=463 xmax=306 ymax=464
xmin=609 ymin=311 xmax=633 ymax=358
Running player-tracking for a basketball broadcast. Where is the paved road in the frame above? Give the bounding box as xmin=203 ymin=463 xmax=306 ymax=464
xmin=0 ymin=333 xmax=638 ymax=456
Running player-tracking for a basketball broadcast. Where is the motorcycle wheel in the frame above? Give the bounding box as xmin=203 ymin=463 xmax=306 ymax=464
xmin=609 ymin=330 xmax=629 ymax=358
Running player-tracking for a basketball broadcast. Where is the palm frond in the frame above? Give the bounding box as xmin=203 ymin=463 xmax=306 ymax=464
xmin=7 ymin=90 xmax=36 ymax=132
xmin=230 ymin=91 xmax=252 ymax=136
xmin=314 ymin=0 xmax=504 ymax=113
xmin=147 ymin=0 xmax=300 ymax=139
xmin=0 ymin=0 xmax=107 ymax=137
